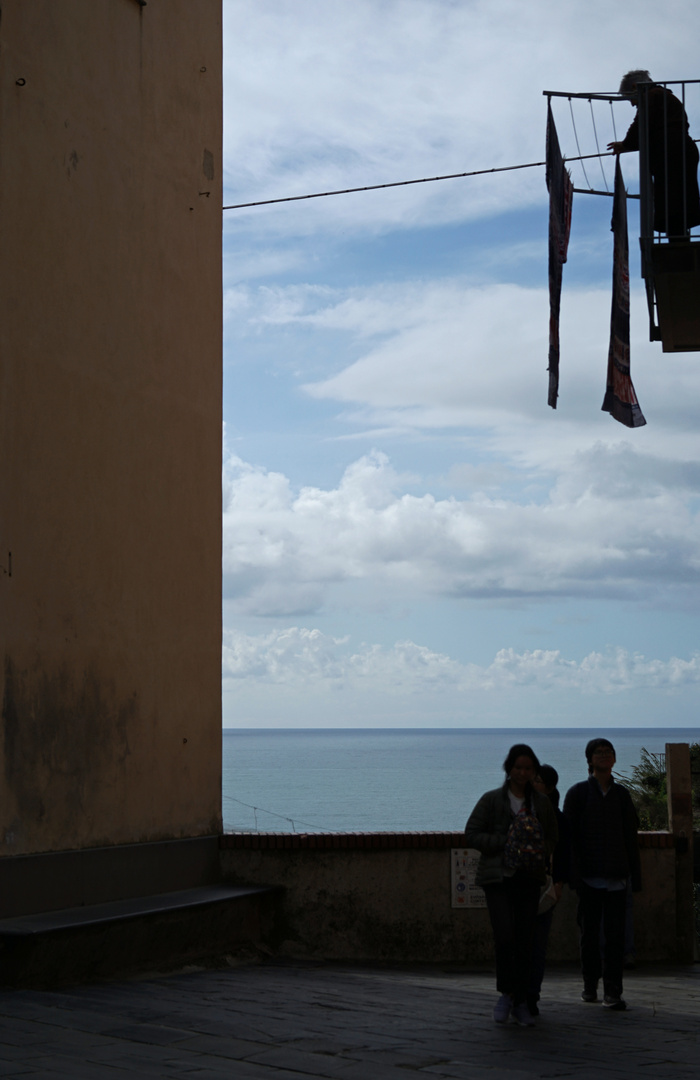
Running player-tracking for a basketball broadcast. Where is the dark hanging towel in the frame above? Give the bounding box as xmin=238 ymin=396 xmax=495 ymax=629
xmin=546 ymin=102 xmax=573 ymax=409
xmin=601 ymin=159 xmax=646 ymax=428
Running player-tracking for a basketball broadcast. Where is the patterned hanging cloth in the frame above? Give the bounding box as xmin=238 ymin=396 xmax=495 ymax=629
xmin=601 ymin=159 xmax=647 ymax=428
xmin=546 ymin=102 xmax=573 ymax=409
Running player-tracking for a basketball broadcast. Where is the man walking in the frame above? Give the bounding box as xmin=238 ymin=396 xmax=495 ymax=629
xmin=563 ymin=738 xmax=641 ymax=1010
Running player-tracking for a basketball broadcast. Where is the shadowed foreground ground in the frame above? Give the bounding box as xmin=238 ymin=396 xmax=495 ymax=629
xmin=0 ymin=960 xmax=698 ymax=1078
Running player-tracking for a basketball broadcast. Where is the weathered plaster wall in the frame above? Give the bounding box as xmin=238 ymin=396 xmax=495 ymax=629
xmin=0 ymin=0 xmax=222 ymax=855
xmin=220 ymin=833 xmax=679 ymax=963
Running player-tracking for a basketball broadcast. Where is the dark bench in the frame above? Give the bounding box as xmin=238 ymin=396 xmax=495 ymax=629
xmin=0 ymin=883 xmax=282 ymax=987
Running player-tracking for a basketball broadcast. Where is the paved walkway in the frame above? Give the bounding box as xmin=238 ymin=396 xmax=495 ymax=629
xmin=0 ymin=960 xmax=699 ymax=1079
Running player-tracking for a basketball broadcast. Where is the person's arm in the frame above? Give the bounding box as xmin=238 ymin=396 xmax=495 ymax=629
xmin=608 ymin=114 xmax=639 ymax=155
xmin=464 ymin=792 xmax=506 ymax=855
xmin=562 ymin=782 xmax=584 ymax=831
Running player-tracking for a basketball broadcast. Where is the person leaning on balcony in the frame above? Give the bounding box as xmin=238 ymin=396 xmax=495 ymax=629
xmin=464 ymin=744 xmax=558 ymax=1028
xmin=607 ymin=69 xmax=700 ymax=237
xmin=563 ymin=737 xmax=641 ymax=1012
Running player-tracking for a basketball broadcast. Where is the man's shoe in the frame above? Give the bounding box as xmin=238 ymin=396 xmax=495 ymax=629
xmin=581 ymin=988 xmax=598 ymax=1002
xmin=511 ymin=1002 xmax=536 ymax=1026
xmin=526 ymin=994 xmax=539 ymax=1017
xmin=493 ymin=994 xmax=512 ymax=1023
xmin=603 ymin=995 xmax=627 ymax=1011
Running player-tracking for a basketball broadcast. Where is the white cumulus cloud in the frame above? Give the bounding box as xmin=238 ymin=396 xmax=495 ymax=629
xmin=223 ymin=439 xmax=700 ymax=617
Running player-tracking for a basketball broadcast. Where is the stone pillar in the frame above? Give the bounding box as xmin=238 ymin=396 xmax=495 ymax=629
xmin=666 ymin=743 xmax=696 ymax=963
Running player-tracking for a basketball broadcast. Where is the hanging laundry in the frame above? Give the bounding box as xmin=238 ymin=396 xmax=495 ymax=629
xmin=601 ymin=159 xmax=647 ymax=428
xmin=546 ymin=102 xmax=573 ymax=409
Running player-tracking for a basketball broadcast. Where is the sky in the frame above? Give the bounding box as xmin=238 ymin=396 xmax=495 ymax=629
xmin=220 ymin=0 xmax=700 ymax=729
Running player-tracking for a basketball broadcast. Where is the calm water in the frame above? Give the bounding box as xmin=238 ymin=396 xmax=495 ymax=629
xmin=221 ymin=727 xmax=699 ymax=834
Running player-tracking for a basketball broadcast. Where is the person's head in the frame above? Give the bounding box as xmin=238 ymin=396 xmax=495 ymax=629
xmin=585 ymin=737 xmax=616 ymax=774
xmin=534 ymin=763 xmax=559 ymax=807
xmin=503 ymin=744 xmax=540 ymax=786
xmin=619 ymin=69 xmax=652 ymax=102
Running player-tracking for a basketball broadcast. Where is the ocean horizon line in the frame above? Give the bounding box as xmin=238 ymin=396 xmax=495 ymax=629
xmin=223 ymin=725 xmax=700 ymax=733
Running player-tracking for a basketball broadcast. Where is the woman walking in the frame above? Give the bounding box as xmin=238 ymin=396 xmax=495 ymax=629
xmin=464 ymin=744 xmax=558 ymax=1027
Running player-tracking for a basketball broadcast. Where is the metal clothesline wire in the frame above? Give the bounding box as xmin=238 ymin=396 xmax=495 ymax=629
xmin=224 ymin=83 xmax=700 ymax=212
xmin=223 ymin=792 xmax=338 ymax=833
xmin=223 ymin=150 xmax=618 ymax=211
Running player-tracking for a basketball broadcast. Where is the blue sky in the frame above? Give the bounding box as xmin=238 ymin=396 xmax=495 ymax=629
xmin=220 ymin=0 xmax=700 ymax=728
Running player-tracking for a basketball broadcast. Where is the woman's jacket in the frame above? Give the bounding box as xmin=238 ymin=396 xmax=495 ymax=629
xmin=464 ymin=782 xmax=558 ymax=888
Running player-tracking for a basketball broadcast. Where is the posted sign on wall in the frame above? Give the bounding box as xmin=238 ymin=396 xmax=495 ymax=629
xmin=451 ymin=848 xmax=487 ymax=908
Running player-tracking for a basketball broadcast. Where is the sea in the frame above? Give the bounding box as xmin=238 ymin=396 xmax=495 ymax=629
xmin=221 ymin=727 xmax=699 ymax=834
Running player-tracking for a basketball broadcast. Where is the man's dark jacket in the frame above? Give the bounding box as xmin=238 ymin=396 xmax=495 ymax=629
xmin=563 ymin=776 xmax=641 ymax=892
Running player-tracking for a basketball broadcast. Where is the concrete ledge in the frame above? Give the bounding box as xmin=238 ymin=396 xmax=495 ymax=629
xmin=220 ymin=829 xmax=675 ymax=850
xmin=638 ymin=831 xmax=676 ymax=848
xmin=220 ymin=831 xmax=679 ymax=964
xmin=221 ymin=831 xmax=467 ymax=850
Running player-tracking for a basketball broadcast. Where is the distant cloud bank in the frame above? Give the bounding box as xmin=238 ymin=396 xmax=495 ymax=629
xmin=222 ymin=626 xmax=700 ymax=695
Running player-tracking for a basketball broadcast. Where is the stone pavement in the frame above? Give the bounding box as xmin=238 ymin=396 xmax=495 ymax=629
xmin=0 ymin=960 xmax=698 ymax=1079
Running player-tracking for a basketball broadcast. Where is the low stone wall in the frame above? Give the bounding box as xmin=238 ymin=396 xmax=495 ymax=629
xmin=220 ymin=831 xmax=678 ymax=964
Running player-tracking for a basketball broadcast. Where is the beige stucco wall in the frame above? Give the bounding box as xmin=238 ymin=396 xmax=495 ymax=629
xmin=0 ymin=0 xmax=222 ymax=855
